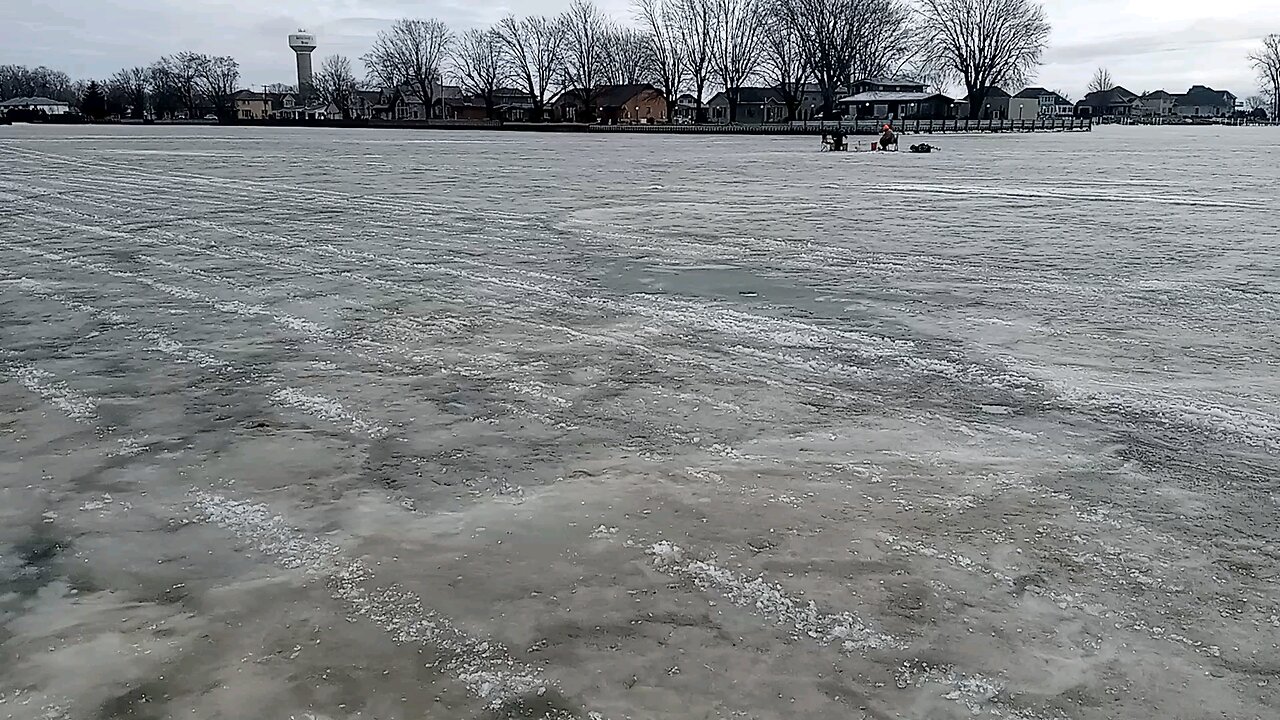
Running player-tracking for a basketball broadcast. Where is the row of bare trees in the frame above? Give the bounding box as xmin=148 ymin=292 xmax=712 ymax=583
xmin=2 ymin=54 xmax=240 ymax=120
xmin=333 ymin=0 xmax=1050 ymax=123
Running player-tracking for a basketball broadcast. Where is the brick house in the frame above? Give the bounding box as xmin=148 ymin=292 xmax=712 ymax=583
xmin=553 ymin=84 xmax=667 ymax=124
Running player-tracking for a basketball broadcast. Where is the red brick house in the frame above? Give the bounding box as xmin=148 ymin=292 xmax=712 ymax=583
xmin=552 ymin=84 xmax=668 ymax=124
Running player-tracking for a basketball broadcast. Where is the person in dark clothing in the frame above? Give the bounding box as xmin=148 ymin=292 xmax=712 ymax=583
xmin=879 ymin=123 xmax=898 ymax=150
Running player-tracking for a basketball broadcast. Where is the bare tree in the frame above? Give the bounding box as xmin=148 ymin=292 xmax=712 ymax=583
xmin=777 ymin=0 xmax=911 ymax=117
xmin=1088 ymin=67 xmax=1114 ymax=94
xmin=453 ymin=28 xmax=507 ymax=120
xmin=635 ymin=0 xmax=688 ymax=119
xmin=146 ymin=62 xmax=182 ymax=119
xmin=561 ymin=0 xmax=610 ymax=120
xmin=495 ymin=15 xmax=565 ymax=121
xmin=760 ymin=1 xmax=809 ymax=121
xmin=315 ymin=55 xmax=359 ymax=119
xmin=710 ymin=0 xmax=765 ymax=123
xmin=158 ymin=52 xmax=207 ymax=118
xmin=603 ymin=25 xmax=651 ymax=86
xmin=1249 ymin=35 xmax=1280 ymax=121
xmin=0 ymin=65 xmax=75 ymax=102
xmin=197 ymin=55 xmax=240 ymax=121
xmin=364 ymin=18 xmax=453 ymax=121
xmin=673 ymin=0 xmax=716 ymax=117
xmin=917 ymin=0 xmax=1051 ymax=119
xmin=110 ymin=67 xmax=149 ymax=119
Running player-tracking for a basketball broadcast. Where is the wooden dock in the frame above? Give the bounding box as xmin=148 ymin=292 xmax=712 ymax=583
xmin=588 ymin=117 xmax=1092 ymax=135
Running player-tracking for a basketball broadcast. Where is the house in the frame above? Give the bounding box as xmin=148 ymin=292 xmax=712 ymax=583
xmin=848 ymin=78 xmax=927 ymax=95
xmin=1138 ymin=90 xmax=1177 ymax=117
xmin=833 ymin=77 xmax=951 ymax=121
xmin=954 ymin=87 xmax=1013 ymax=119
xmin=838 ymin=90 xmax=953 ymax=120
xmin=492 ymin=88 xmax=536 ymax=122
xmin=707 ymin=87 xmax=789 ymax=124
xmin=553 ymin=84 xmax=667 ymax=124
xmin=1173 ymin=85 xmax=1237 ymax=118
xmin=673 ymin=93 xmax=699 ymax=124
xmin=232 ymin=90 xmax=273 ymax=120
xmin=1014 ymin=87 xmax=1073 ymax=118
xmin=1075 ymin=87 xmax=1139 ymax=118
xmin=352 ymin=90 xmax=382 ymax=119
xmin=0 ymin=96 xmax=72 ymax=115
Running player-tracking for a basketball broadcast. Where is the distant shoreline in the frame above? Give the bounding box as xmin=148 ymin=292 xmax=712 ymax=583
xmin=6 ymin=116 xmax=1277 ymax=134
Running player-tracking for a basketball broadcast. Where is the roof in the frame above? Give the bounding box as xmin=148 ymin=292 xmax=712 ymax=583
xmin=839 ymin=92 xmax=951 ymax=104
xmin=962 ymin=87 xmax=1011 ymax=102
xmin=597 ymin=84 xmax=660 ymax=107
xmin=1176 ymin=85 xmax=1235 ymax=108
xmin=0 ymin=96 xmax=69 ymax=107
xmin=557 ymin=84 xmax=660 ymax=107
xmin=1078 ymin=87 xmax=1138 ymax=107
xmin=853 ymin=77 xmax=927 ymax=89
xmin=1142 ymin=90 xmax=1175 ymax=100
xmin=730 ymin=87 xmax=786 ymax=104
xmin=1016 ymin=87 xmax=1071 ymax=104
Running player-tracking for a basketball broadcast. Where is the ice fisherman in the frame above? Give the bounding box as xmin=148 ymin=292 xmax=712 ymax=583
xmin=879 ymin=123 xmax=898 ymax=150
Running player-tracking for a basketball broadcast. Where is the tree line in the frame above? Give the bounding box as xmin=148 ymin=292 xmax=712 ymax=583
xmin=337 ymin=0 xmax=1052 ymax=122
xmin=2 ymin=53 xmax=240 ymax=120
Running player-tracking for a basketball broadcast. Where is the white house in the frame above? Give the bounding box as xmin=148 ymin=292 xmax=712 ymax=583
xmin=0 ymin=96 xmax=72 ymax=115
xmin=1014 ymin=88 xmax=1074 ymax=118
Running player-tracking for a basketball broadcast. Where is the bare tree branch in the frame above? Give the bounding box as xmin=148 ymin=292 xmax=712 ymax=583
xmin=453 ymin=28 xmax=508 ymax=120
xmin=1088 ymin=67 xmax=1114 ymax=94
xmin=196 ymin=55 xmax=240 ymax=121
xmin=1249 ymin=34 xmax=1280 ymax=121
xmin=560 ymin=0 xmax=611 ymax=120
xmin=917 ymin=0 xmax=1050 ymax=119
xmin=495 ymin=15 xmax=564 ymax=121
xmin=673 ymin=0 xmax=716 ymax=113
xmin=110 ymin=67 xmax=149 ymax=119
xmin=316 ymin=55 xmax=359 ymax=120
xmin=635 ymin=0 xmax=688 ymax=117
xmin=759 ymin=1 xmax=809 ymax=120
xmin=776 ymin=0 xmax=913 ymax=117
xmin=363 ymin=18 xmax=453 ymax=120
xmin=603 ymin=25 xmax=651 ymax=86
xmin=710 ymin=0 xmax=765 ymax=123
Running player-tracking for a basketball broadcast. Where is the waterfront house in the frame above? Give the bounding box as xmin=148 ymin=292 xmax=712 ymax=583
xmin=838 ymin=90 xmax=953 ymax=120
xmin=955 ymin=87 xmax=1013 ymax=119
xmin=1075 ymin=87 xmax=1139 ymax=118
xmin=232 ymin=90 xmax=273 ymax=120
xmin=707 ymin=87 xmax=788 ymax=124
xmin=1138 ymin=90 xmax=1177 ymax=117
xmin=1173 ymin=85 xmax=1237 ymax=118
xmin=1014 ymin=88 xmax=1073 ymax=118
xmin=0 ymin=96 xmax=72 ymax=115
xmin=553 ymin=84 xmax=667 ymax=124
xmin=835 ymin=77 xmax=951 ymax=121
xmin=673 ymin=93 xmax=699 ymax=123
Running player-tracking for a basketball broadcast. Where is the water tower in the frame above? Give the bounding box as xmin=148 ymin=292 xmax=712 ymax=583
xmin=288 ymin=30 xmax=317 ymax=98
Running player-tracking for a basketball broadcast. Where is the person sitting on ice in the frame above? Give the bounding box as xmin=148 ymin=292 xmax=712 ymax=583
xmin=879 ymin=123 xmax=898 ymax=150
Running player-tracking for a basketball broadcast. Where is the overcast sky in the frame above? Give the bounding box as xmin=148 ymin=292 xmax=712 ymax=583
xmin=1 ymin=0 xmax=1276 ymax=100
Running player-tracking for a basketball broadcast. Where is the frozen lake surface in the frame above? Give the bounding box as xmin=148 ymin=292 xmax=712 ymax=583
xmin=1 ymin=124 xmax=1278 ymax=719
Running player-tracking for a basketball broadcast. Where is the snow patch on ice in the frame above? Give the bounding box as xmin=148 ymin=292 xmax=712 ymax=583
xmin=12 ymin=365 xmax=98 ymax=421
xmin=189 ymin=492 xmax=574 ymax=714
xmin=648 ymin=541 xmax=903 ymax=651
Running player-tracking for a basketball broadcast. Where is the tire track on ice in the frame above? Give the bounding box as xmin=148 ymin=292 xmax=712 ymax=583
xmin=0 ymin=270 xmax=389 ymax=441
xmin=189 ymin=492 xmax=598 ymax=720
xmin=0 ymin=350 xmax=601 ymax=719
xmin=642 ymin=540 xmax=1059 ymax=720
